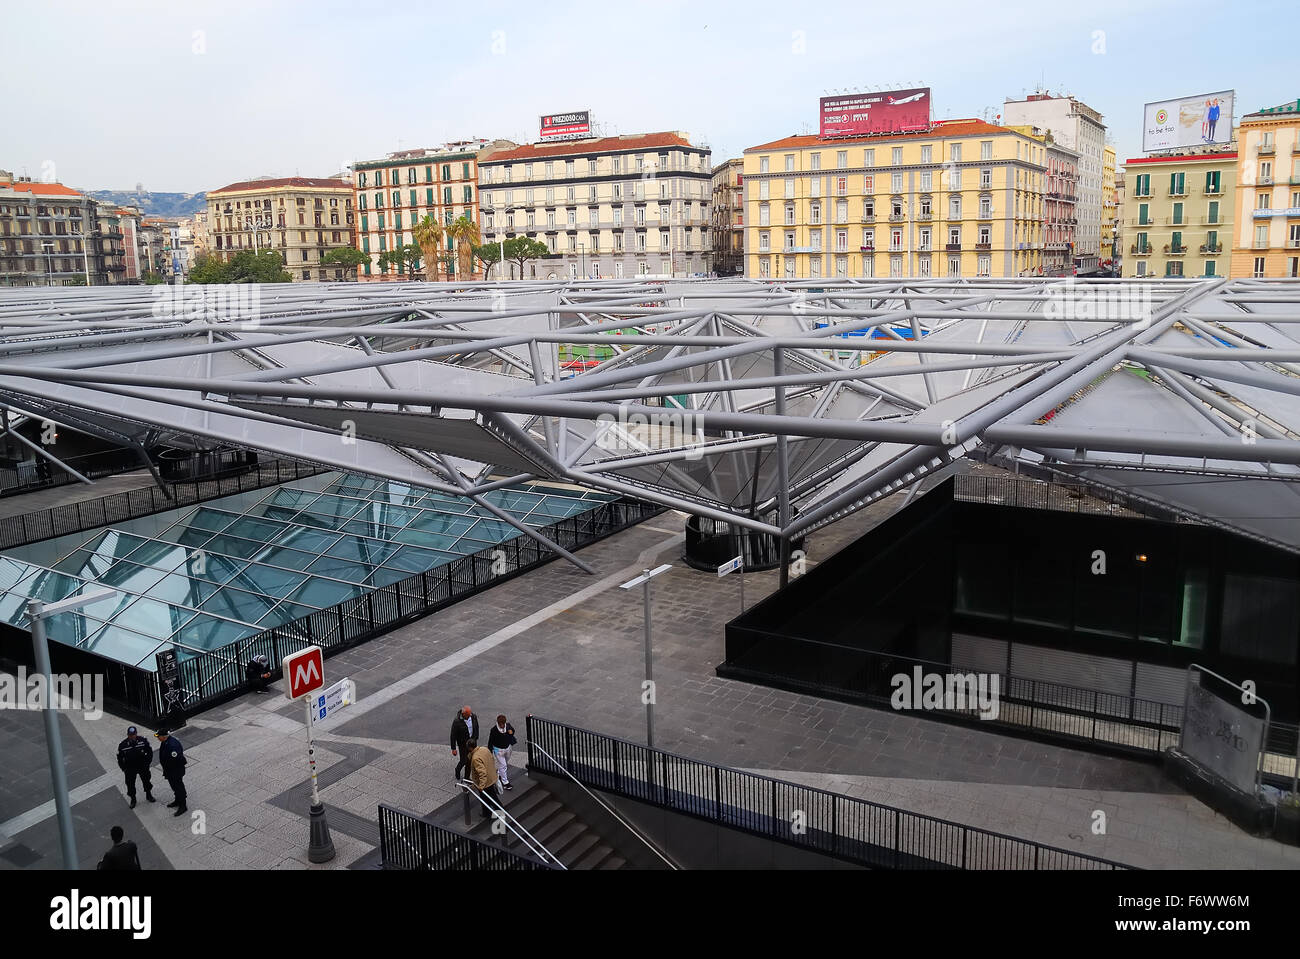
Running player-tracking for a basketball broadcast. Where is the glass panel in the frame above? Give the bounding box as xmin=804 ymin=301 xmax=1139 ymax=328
xmin=197 ymin=587 xmax=278 ymax=624
xmin=285 ymin=577 xmax=364 ymax=609
xmin=175 ymin=614 xmax=258 ymax=652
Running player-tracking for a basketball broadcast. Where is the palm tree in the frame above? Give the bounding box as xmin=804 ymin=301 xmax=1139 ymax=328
xmin=412 ymin=216 xmax=445 ymax=282
xmin=446 ymin=215 xmax=481 ymax=281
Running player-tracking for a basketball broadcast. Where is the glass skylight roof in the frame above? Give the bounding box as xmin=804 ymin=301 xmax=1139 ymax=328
xmin=0 ymin=474 xmax=612 ymax=669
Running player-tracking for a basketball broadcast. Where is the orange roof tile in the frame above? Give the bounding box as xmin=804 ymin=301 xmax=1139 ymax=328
xmin=209 ymin=176 xmax=352 ymax=195
xmin=745 ymin=119 xmax=1018 ymax=153
xmin=482 ymin=132 xmax=698 ymax=163
xmin=4 ymin=181 xmax=84 ymax=198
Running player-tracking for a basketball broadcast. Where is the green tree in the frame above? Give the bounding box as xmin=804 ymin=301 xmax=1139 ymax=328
xmin=412 ymin=216 xmax=445 ymax=281
xmin=472 ymin=242 xmax=503 ymax=280
xmin=187 ymin=253 xmax=230 ymax=284
xmin=141 ymin=270 xmax=164 ymax=285
xmin=503 ymin=236 xmax=551 ymax=280
xmin=226 ymin=250 xmax=292 ymax=283
xmin=446 ymin=215 xmax=481 ymax=280
xmin=378 ymin=244 xmax=423 ymax=280
xmin=320 ymin=247 xmax=368 ymax=280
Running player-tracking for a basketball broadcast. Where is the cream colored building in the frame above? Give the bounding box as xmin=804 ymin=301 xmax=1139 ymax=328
xmin=1102 ymin=145 xmax=1117 ymax=268
xmin=1121 ymin=148 xmax=1236 ymax=278
xmin=1230 ymin=98 xmax=1300 ymax=278
xmin=711 ymin=158 xmax=744 ymax=276
xmin=206 ymin=176 xmax=356 ymax=281
xmin=477 ymin=132 xmax=712 ymax=280
xmin=743 ymin=119 xmax=1049 ymax=280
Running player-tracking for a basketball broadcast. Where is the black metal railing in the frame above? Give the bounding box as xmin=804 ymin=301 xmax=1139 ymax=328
xmin=526 ymin=716 xmax=1131 ymax=870
xmin=9 ymin=495 xmax=661 ymax=723
xmin=954 ymin=471 xmax=1194 ymax=525
xmin=719 ymin=629 xmax=1300 ymax=780
xmin=0 ymin=447 xmax=143 ymax=498
xmin=378 ymin=804 xmax=556 ymax=870
xmin=0 ymin=456 xmax=326 ymax=550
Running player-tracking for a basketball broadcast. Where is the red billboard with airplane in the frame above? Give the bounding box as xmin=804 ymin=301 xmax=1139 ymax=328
xmin=819 ymin=88 xmax=931 ymax=138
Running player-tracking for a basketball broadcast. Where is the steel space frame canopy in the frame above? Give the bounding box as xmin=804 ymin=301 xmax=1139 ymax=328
xmin=3 ymin=276 xmax=1300 ymax=554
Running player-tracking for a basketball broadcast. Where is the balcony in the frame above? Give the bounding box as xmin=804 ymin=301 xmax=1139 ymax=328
xmin=888 ymin=213 xmax=905 ymax=222
xmin=975 ymin=242 xmax=992 ymax=251
xmin=861 ymin=214 xmax=875 ymax=223
xmin=1165 ymin=244 xmax=1187 ymax=254
xmin=1166 ymin=217 xmax=1187 ymax=226
xmin=1200 ymin=244 xmax=1223 ymax=254
xmin=1291 ymin=177 xmax=1300 ymax=186
xmin=1131 ymin=244 xmax=1153 ymax=256
xmin=1258 ymin=144 xmax=1275 ymax=155
xmin=1168 ymin=189 xmax=1188 ymax=197
xmin=859 ymin=246 xmax=875 ymax=253
xmin=1259 ymin=176 xmax=1274 ymax=185
xmin=1200 ymin=216 xmax=1222 ymax=225
xmin=945 ymin=243 xmax=962 ymax=252
xmin=916 ymin=211 xmax=933 ymax=221
xmin=1204 ymin=187 xmax=1224 ymax=196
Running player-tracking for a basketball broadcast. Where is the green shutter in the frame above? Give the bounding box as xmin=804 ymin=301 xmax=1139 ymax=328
xmin=426 ymin=188 xmax=434 ymax=205
xmin=426 ymin=166 xmax=433 ymax=183
xmin=1208 ymin=201 xmax=1218 ymax=224
xmin=444 ymin=187 xmax=452 ymax=204
xmin=378 ymin=213 xmax=385 ymax=229
xmin=362 ymin=237 xmax=369 ymax=253
xmin=463 ymin=162 xmax=470 ymax=179
xmin=361 ymin=214 xmax=368 ymax=232
xmin=463 ymin=185 xmax=472 ymax=203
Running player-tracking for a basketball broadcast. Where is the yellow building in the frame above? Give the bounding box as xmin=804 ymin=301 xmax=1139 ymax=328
xmin=1230 ymin=99 xmax=1300 ymax=278
xmin=1121 ymin=150 xmax=1235 ymax=279
xmin=207 ymin=177 xmax=356 ymax=281
xmin=742 ymin=119 xmax=1048 ymax=280
xmin=1102 ymin=145 xmax=1117 ymax=268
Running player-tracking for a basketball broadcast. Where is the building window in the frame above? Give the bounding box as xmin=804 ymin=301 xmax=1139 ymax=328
xmin=759 ymin=203 xmax=770 ymax=226
xmin=948 ymin=255 xmax=961 ymax=277
xmin=920 ymin=171 xmax=932 ymax=191
xmin=784 ymin=204 xmax=796 ymax=226
xmin=864 ymin=149 xmax=875 ymax=167
xmin=810 ymin=153 xmax=822 ymax=171
xmin=980 ymin=141 xmax=993 ymax=161
xmin=758 ymin=257 xmax=771 ymax=277
xmin=760 ymin=156 xmax=770 ymax=174
xmin=977 ymin=254 xmax=990 ymax=277
xmin=836 ymin=150 xmax=848 ymax=169
xmin=950 ymin=144 xmax=962 ymax=163
xmin=1254 ymin=256 xmax=1266 ymax=278
xmin=862 ymin=228 xmax=874 ymax=249
xmin=890 ymin=229 xmax=902 ymax=251
xmin=810 ymin=202 xmax=821 ymax=224
xmin=784 ymin=231 xmax=796 ymax=251
xmin=810 ymin=176 xmax=821 ymax=198
xmin=784 ymin=154 xmax=795 ymax=172
xmin=891 ymin=147 xmax=903 ymax=166
xmin=784 ymin=179 xmax=795 ymax=199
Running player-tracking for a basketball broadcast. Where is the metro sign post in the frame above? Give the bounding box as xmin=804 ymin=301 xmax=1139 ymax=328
xmin=718 ymin=554 xmax=745 ymax=615
xmin=282 ymin=646 xmax=335 ymax=863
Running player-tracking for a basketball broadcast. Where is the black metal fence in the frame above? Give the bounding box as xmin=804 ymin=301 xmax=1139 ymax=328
xmin=525 ymin=716 xmax=1131 ymax=870
xmin=954 ymin=471 xmax=1193 ymax=525
xmin=0 ymin=447 xmax=143 ymax=499
xmin=719 ymin=631 xmax=1300 ymax=782
xmin=10 ymin=496 xmax=661 ymax=724
xmin=378 ymin=804 xmax=556 ymax=870
xmin=0 ymin=456 xmax=326 ymax=550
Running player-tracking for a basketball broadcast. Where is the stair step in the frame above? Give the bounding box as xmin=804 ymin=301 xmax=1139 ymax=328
xmin=573 ymin=842 xmax=616 ymax=870
xmin=515 ymin=799 xmax=563 ymax=831
xmin=500 ymin=786 xmax=550 ymax=820
xmin=529 ymin=809 xmax=578 ymax=847
xmin=545 ymin=820 xmax=591 ymax=859
xmin=598 ymin=855 xmax=627 ymax=870
xmin=557 ymin=830 xmax=602 ymax=865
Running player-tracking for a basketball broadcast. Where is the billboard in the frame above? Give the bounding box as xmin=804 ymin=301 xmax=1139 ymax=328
xmin=819 ymin=88 xmax=931 ymax=139
xmin=540 ymin=111 xmax=591 ymax=140
xmin=1142 ymin=91 xmax=1234 ymax=152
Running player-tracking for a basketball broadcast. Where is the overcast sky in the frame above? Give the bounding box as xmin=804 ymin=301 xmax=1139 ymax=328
xmin=1 ymin=0 xmax=1290 ymax=194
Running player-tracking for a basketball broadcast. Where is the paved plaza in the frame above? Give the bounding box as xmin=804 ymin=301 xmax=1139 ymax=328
xmin=3 ymin=490 xmax=1300 ymax=870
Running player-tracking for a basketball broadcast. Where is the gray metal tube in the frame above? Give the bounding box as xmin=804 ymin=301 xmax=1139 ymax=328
xmin=28 ymin=603 xmax=79 ymax=870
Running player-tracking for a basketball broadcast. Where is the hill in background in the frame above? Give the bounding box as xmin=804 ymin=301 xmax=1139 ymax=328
xmin=86 ymin=189 xmax=207 ymax=218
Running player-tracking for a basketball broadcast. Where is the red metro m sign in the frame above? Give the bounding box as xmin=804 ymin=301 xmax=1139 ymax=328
xmin=283 ymin=645 xmax=325 ymax=700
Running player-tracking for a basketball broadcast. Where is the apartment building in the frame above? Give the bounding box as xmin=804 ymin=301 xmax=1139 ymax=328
xmin=1003 ymin=92 xmax=1107 ymax=272
xmin=206 ymin=177 xmax=355 ymax=281
xmin=353 ymin=139 xmax=513 ymax=281
xmin=1230 ymin=98 xmax=1300 ymax=278
xmin=742 ymin=119 xmax=1049 ymax=280
xmin=1121 ymin=149 xmax=1235 ymax=278
xmin=1007 ymin=126 xmax=1079 ymax=276
xmin=1102 ymin=145 xmax=1117 ymax=270
xmin=711 ymin=159 xmax=744 ymax=276
xmin=1113 ymin=168 xmax=1125 ymax=274
xmin=477 ymin=132 xmax=713 ymax=280
xmin=0 ymin=170 xmax=128 ymax=286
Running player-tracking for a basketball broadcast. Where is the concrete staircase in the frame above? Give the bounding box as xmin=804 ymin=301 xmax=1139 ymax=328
xmin=463 ymin=776 xmax=627 ymax=870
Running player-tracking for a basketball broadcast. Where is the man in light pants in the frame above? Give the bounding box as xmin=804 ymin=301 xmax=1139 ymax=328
xmin=487 ymin=714 xmax=517 ymax=791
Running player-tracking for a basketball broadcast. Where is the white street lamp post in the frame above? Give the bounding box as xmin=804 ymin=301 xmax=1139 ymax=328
xmin=26 ymin=587 xmax=117 ymax=869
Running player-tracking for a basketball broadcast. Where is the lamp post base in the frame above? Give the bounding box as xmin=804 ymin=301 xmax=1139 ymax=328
xmin=308 ymin=802 xmax=335 ymax=863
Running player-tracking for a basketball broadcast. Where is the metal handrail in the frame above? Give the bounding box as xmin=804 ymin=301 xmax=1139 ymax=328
xmin=529 ymin=739 xmax=680 ymax=870
xmin=454 ymin=779 xmax=567 ymax=870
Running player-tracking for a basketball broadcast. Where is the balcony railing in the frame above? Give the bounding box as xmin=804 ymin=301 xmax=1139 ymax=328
xmin=861 ymin=214 xmax=875 ymax=222
xmin=1199 ymin=216 xmax=1222 ymax=225
xmin=975 ymin=242 xmax=992 ymax=251
xmin=859 ymin=245 xmax=875 ymax=253
xmin=1259 ymin=176 xmax=1274 ymax=185
xmin=1131 ymin=244 xmax=1152 ymax=255
xmin=1258 ymin=144 xmax=1276 ymax=155
xmin=945 ymin=243 xmax=961 ymax=251
xmin=1199 ymin=244 xmax=1223 ymax=254
xmin=1166 ymin=244 xmax=1187 ymax=254
xmin=888 ymin=213 xmax=904 ymax=222
xmin=1253 ymin=240 xmax=1270 ymax=249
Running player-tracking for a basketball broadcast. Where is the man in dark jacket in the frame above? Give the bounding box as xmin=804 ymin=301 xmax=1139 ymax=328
xmin=449 ymin=706 xmax=478 ymax=782
xmin=155 ymin=728 xmax=187 ymax=816
xmin=245 ymin=654 xmax=271 ymax=693
xmin=97 ymin=826 xmax=141 ymax=870
xmin=116 ymin=725 xmax=155 ymax=809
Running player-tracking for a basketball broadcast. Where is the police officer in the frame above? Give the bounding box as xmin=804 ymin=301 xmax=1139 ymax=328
xmin=155 ymin=728 xmax=188 ymax=816
xmin=116 ymin=726 xmax=155 ymax=809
